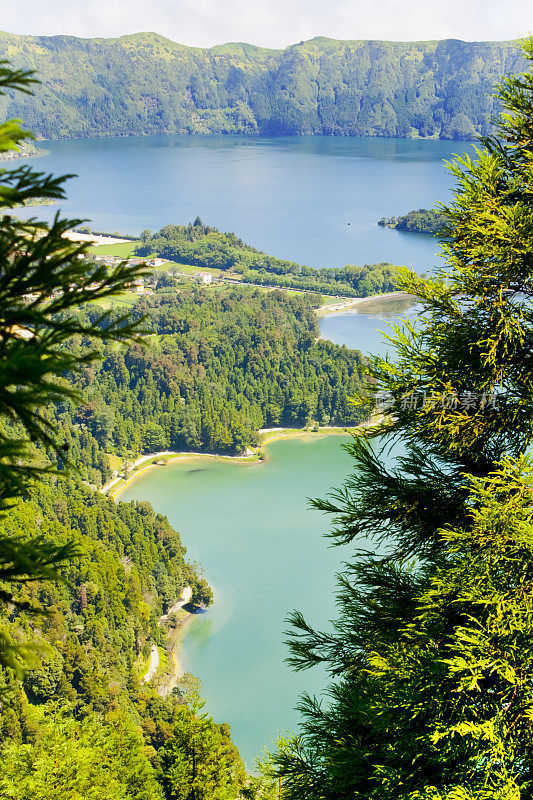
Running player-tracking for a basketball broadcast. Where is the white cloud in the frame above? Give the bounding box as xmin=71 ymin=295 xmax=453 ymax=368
xmin=1 ymin=0 xmax=531 ymax=48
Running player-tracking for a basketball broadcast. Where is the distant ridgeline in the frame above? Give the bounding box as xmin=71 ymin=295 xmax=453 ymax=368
xmin=136 ymin=219 xmax=402 ymax=296
xmin=0 ymin=31 xmax=525 ymax=140
xmin=378 ymin=208 xmax=447 ymax=234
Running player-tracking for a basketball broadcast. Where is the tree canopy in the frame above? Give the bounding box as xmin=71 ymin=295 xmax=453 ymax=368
xmin=136 ymin=221 xmax=403 ymax=297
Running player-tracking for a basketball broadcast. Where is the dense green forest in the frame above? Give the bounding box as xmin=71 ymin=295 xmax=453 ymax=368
xmin=0 ymin=278 xmax=361 ymax=799
xmin=52 ymin=284 xmax=365 ymax=487
xmin=0 ymin=281 xmax=363 ymax=800
xmin=1 ymin=475 xmax=210 ymax=705
xmin=378 ymin=207 xmax=447 ymax=233
xmin=0 ymin=475 xmax=259 ymax=799
xmin=136 ymin=219 xmax=403 ymax=296
xmin=0 ymin=31 xmax=525 ymax=139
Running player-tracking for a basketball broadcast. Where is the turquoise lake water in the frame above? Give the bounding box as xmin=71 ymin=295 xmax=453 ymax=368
xmin=119 ymin=436 xmax=355 ymax=766
xmin=117 ymin=303 xmax=397 ymax=766
xmin=18 ymin=134 xmax=473 ymax=270
xmin=28 ymin=133 xmax=455 ymax=765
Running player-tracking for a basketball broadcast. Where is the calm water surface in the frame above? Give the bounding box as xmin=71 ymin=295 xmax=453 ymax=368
xmin=18 ymin=135 xmax=473 ymax=269
xmin=319 ymin=295 xmax=420 ymax=353
xmin=119 ymin=437 xmax=354 ymax=766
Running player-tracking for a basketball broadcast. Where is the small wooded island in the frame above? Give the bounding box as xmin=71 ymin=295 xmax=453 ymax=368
xmin=378 ymin=208 xmax=447 ymax=234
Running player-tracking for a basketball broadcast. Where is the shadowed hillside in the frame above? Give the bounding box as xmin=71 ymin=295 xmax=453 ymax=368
xmin=0 ymin=31 xmax=524 ymax=139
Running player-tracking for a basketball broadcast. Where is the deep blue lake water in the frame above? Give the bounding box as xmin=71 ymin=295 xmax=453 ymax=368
xmin=18 ymin=134 xmax=474 ymax=270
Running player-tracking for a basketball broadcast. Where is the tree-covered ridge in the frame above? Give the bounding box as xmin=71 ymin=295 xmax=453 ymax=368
xmin=0 ymin=31 xmax=525 ymax=140
xmin=0 ymin=473 xmax=258 ymax=799
xmin=52 ymin=286 xmax=365 ymax=487
xmin=1 ymin=477 xmax=207 ymax=711
xmin=136 ymin=219 xmax=403 ymax=297
xmin=378 ymin=208 xmax=447 ymax=233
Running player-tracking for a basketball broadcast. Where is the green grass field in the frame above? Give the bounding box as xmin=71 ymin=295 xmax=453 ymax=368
xmin=88 ymin=241 xmax=138 ymax=257
xmin=92 ymin=292 xmax=139 ymax=309
xmin=173 ymin=262 xmax=224 ymax=278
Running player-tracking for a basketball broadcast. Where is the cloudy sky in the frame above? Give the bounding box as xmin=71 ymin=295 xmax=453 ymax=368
xmin=2 ymin=0 xmax=531 ymax=48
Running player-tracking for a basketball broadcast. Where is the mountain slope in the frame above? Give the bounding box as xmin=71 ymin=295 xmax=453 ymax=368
xmin=0 ymin=31 xmax=525 ymax=139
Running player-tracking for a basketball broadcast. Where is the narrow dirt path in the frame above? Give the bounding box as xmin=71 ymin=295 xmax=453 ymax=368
xmin=141 ymin=644 xmax=159 ymax=684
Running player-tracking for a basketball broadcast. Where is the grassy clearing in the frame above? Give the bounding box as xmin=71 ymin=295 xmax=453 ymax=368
xmin=134 ymin=649 xmax=152 ymax=683
xmin=92 ymin=292 xmax=139 ymax=309
xmin=106 ymin=453 xmax=123 ymax=473
xmin=88 ymin=241 xmax=139 ymax=257
xmin=155 ymin=646 xmax=169 ymax=682
xmin=173 ymin=262 xmax=224 ymax=278
xmin=318 ymin=294 xmax=346 ymax=307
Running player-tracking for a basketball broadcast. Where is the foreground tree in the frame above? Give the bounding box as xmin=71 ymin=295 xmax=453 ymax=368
xmin=267 ymin=39 xmax=533 ymax=799
xmin=160 ymin=693 xmax=247 ymax=800
xmin=0 ymin=62 xmax=145 ymax=669
xmin=0 ymin=703 xmax=164 ymax=800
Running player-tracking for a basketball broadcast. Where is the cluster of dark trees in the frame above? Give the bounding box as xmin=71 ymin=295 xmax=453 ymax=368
xmin=0 ymin=31 xmax=524 ymax=139
xmin=51 ymin=285 xmax=365 ymax=489
xmin=136 ymin=219 xmax=403 ymax=297
xmin=378 ymin=207 xmax=448 ymax=234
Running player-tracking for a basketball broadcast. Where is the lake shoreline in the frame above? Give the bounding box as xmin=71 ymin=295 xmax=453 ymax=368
xmin=316 ymin=290 xmax=416 ymax=318
xmin=159 ymin=611 xmax=197 ymax=696
xmin=108 ymin=425 xmax=352 ymax=500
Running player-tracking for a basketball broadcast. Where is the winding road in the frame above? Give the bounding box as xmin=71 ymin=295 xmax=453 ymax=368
xmin=141 ymin=585 xmax=192 ymax=685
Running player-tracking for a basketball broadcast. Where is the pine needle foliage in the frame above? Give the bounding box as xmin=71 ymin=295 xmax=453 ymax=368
xmin=267 ymin=38 xmax=533 ymax=800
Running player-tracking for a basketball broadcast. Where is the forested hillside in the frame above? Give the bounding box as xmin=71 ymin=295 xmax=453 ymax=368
xmin=0 ymin=472 xmax=258 ymax=798
xmin=1 ymin=476 xmax=208 ymax=710
xmin=52 ymin=285 xmax=365 ymax=487
xmin=0 ymin=31 xmax=524 ymax=139
xmin=0 ymin=283 xmax=363 ymax=798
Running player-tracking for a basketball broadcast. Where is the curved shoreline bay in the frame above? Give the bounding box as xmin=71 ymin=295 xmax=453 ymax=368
xmin=118 ymin=434 xmax=355 ymax=766
xmin=110 ymin=426 xmax=358 ymax=500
